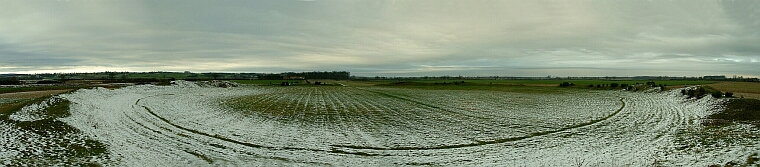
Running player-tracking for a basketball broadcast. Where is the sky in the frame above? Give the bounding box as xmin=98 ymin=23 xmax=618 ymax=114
xmin=0 ymin=0 xmax=758 ymax=77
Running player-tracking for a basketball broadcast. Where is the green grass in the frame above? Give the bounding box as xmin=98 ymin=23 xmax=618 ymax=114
xmin=230 ymin=79 xmax=716 ymax=89
xmin=375 ymin=81 xmax=581 ymax=94
xmin=231 ymin=80 xmax=302 ymax=85
xmin=232 ymin=80 xmax=345 ymax=87
xmin=379 ymin=79 xmax=714 ymax=86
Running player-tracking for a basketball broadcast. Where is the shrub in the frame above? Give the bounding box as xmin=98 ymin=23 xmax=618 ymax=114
xmin=560 ymin=82 xmax=570 ymax=87
xmin=697 ymin=87 xmax=706 ymax=96
xmin=610 ymin=83 xmax=619 ymax=88
xmin=725 ymin=92 xmax=734 ymax=97
xmin=687 ymin=89 xmax=696 ymax=97
xmin=620 ymin=84 xmax=629 ymax=88
xmin=588 ymin=84 xmax=594 ymax=87
xmin=711 ymin=91 xmax=723 ymax=98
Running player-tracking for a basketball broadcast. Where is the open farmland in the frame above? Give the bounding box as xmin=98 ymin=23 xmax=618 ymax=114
xmin=2 ymin=81 xmax=760 ymax=166
xmin=708 ymin=82 xmax=760 ymax=100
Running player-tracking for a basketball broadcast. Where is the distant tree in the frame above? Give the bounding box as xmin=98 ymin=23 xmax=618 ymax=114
xmin=58 ymin=74 xmax=67 ymax=82
xmin=107 ymin=72 xmax=116 ymax=80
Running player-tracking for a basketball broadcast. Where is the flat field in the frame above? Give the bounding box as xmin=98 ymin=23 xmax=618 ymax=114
xmin=708 ymin=82 xmax=760 ymax=100
xmin=236 ymin=79 xmax=715 ymax=88
xmin=1 ymin=81 xmax=759 ymax=166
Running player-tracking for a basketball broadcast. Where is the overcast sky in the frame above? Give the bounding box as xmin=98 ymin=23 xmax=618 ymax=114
xmin=1 ymin=0 xmax=758 ymax=77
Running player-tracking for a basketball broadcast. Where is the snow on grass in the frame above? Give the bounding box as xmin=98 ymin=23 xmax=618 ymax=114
xmin=9 ymin=96 xmax=65 ymax=122
xmin=47 ymin=83 xmax=760 ymax=166
xmin=0 ymin=96 xmax=112 ymax=166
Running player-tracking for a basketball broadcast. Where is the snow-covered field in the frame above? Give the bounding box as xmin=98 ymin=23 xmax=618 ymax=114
xmin=3 ymin=82 xmax=760 ymax=166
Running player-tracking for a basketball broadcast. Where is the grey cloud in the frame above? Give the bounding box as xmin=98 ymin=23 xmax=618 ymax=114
xmin=0 ymin=0 xmax=758 ymax=77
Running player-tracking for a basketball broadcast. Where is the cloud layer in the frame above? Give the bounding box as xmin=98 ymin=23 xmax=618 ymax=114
xmin=1 ymin=0 xmax=758 ymax=77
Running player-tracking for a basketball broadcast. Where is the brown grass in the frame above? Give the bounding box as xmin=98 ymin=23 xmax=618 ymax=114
xmin=708 ymin=82 xmax=760 ymax=99
xmin=0 ymin=89 xmax=74 ymax=114
xmin=0 ymin=89 xmax=74 ymax=99
xmin=0 ymin=101 xmax=27 ymax=114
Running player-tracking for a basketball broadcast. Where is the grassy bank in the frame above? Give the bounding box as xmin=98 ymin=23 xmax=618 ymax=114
xmin=707 ymin=98 xmax=760 ymax=126
xmin=0 ymin=95 xmax=109 ymax=166
xmin=0 ymin=86 xmax=86 ymax=94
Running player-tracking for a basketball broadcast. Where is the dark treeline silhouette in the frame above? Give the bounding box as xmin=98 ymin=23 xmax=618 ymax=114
xmin=282 ymin=71 xmax=350 ymax=80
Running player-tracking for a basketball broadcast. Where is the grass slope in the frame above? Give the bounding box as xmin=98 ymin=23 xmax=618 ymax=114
xmin=708 ymin=98 xmax=760 ymax=124
xmin=0 ymin=96 xmax=109 ymax=166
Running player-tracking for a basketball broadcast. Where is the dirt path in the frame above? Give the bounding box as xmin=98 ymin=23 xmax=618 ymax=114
xmin=0 ymin=89 xmax=74 ymax=98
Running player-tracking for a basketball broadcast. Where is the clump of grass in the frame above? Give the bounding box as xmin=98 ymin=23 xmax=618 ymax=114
xmin=747 ymin=153 xmax=759 ymax=165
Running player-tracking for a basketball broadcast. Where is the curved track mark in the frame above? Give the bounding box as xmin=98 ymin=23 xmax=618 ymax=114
xmin=134 ymin=98 xmax=385 ymax=157
xmin=331 ymin=98 xmax=626 ymax=151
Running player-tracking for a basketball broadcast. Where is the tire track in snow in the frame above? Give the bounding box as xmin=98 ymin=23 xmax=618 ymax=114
xmin=134 ymin=97 xmax=386 ymax=157
xmin=331 ymin=98 xmax=626 ymax=151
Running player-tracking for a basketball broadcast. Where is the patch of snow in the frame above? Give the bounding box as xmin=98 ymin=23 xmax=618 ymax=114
xmin=37 ymin=85 xmax=760 ymax=166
